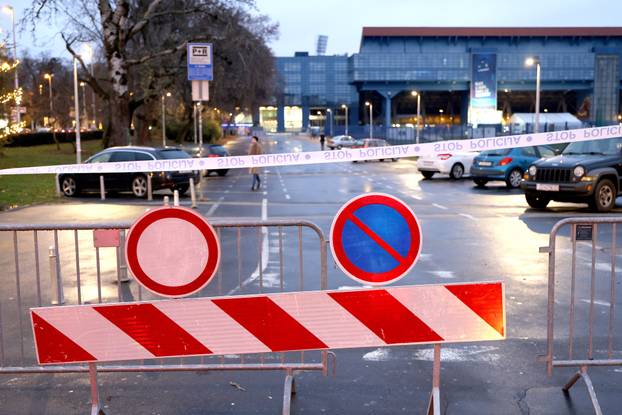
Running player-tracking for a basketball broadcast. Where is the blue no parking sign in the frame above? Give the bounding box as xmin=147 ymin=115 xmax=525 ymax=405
xmin=330 ymin=193 xmax=422 ymax=285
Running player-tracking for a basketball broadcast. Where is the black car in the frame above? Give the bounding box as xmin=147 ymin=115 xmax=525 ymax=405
xmin=199 ymin=144 xmax=230 ymax=176
xmin=59 ymin=146 xmax=200 ymax=198
xmin=521 ymin=137 xmax=622 ymax=212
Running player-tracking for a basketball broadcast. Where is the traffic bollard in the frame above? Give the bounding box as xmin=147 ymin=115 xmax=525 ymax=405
xmin=55 ymin=177 xmax=61 ymax=197
xmin=99 ymin=175 xmax=106 ymax=200
xmin=118 ymin=230 xmax=130 ymax=283
xmin=163 ymin=196 xmax=169 ymax=206
xmin=173 ymin=190 xmax=180 ymax=206
xmin=147 ymin=175 xmax=153 ymax=201
xmin=190 ymin=178 xmax=197 ymax=208
xmin=48 ymin=245 xmax=65 ymax=305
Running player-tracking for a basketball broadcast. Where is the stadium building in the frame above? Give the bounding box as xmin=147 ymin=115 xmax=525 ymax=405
xmin=265 ymin=27 xmax=622 ymax=136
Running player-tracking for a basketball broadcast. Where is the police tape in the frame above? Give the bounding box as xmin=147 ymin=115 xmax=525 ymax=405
xmin=1 ymin=125 xmax=621 ymax=176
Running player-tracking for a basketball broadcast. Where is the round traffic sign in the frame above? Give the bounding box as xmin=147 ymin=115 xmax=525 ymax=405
xmin=330 ymin=193 xmax=422 ymax=286
xmin=125 ymin=206 xmax=220 ymax=298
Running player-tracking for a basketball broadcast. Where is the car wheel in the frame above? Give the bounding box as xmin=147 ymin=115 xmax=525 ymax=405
xmin=421 ymin=171 xmax=435 ymax=179
xmin=590 ymin=179 xmax=616 ymax=212
xmin=337 ymin=145 xmax=342 ymax=150
xmin=525 ymin=194 xmax=550 ymax=209
xmin=449 ymin=163 xmax=464 ymax=180
xmin=176 ymin=185 xmax=190 ymax=195
xmin=473 ymin=178 xmax=488 ymax=187
xmin=60 ymin=176 xmax=78 ymax=197
xmin=506 ymin=168 xmax=523 ymax=189
xmin=217 ymin=169 xmax=228 ymax=177
xmin=131 ymin=174 xmax=148 ymax=198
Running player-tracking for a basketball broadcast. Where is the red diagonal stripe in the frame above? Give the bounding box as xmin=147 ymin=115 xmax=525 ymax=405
xmin=346 ymin=213 xmax=407 ymax=264
xmin=328 ymin=290 xmax=443 ymax=344
xmin=94 ymin=304 xmax=211 ymax=357
xmin=212 ymin=296 xmax=328 ymax=352
xmin=445 ymin=283 xmax=505 ymax=336
xmin=31 ymin=311 xmax=96 ymax=364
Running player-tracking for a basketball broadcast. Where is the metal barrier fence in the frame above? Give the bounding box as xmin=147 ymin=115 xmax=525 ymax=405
xmin=541 ymin=217 xmax=622 ymax=415
xmin=0 ymin=218 xmax=335 ymax=414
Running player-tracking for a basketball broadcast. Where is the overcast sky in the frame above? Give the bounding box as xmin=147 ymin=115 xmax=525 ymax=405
xmin=255 ymin=0 xmax=622 ymax=56
xmin=4 ymin=0 xmax=622 ymax=59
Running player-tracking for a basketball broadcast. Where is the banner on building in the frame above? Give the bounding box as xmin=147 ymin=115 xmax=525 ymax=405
xmin=470 ymin=53 xmax=497 ymax=110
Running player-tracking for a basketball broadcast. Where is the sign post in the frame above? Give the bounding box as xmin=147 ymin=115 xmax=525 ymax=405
xmin=187 ymin=43 xmax=213 ymax=148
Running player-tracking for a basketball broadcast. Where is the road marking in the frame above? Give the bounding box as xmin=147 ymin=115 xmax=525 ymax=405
xmin=411 ymin=195 xmax=423 ymax=200
xmin=459 ymin=213 xmax=476 ymax=221
xmin=206 ymin=196 xmax=224 ymax=216
xmin=228 ymin=198 xmax=269 ymax=295
xmin=432 ymin=203 xmax=448 ymax=210
xmin=263 ymin=191 xmax=267 ymax=195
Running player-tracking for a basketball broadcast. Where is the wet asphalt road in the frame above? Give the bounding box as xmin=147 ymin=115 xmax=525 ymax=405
xmin=0 ymin=133 xmax=621 ymax=414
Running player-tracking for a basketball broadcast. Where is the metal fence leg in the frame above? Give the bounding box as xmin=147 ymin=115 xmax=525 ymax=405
xmin=282 ymin=369 xmax=296 ymax=415
xmin=426 ymin=344 xmax=441 ymax=415
xmin=99 ymin=176 xmax=106 ymax=201
xmin=147 ymin=174 xmax=153 ymax=201
xmin=190 ymin=177 xmax=197 ymax=208
xmin=89 ymin=363 xmax=106 ymax=415
xmin=563 ymin=366 xmax=603 ymax=415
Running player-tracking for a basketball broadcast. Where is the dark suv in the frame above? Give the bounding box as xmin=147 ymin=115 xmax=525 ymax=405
xmin=59 ymin=146 xmax=200 ymax=198
xmin=521 ymin=138 xmax=622 ymax=212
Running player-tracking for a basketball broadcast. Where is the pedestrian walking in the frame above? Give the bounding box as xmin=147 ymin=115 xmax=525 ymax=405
xmin=249 ymin=135 xmax=263 ymax=191
xmin=320 ymin=134 xmax=326 ymax=151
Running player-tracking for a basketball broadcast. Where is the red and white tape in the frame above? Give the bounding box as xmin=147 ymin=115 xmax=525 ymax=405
xmin=1 ymin=125 xmax=621 ymax=176
xmin=31 ymin=282 xmax=505 ymax=364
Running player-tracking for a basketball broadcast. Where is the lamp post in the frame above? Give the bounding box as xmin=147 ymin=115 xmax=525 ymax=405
xmin=3 ymin=6 xmax=19 ymax=128
xmin=327 ymin=108 xmax=333 ymax=136
xmin=525 ymin=57 xmax=541 ymax=133
xmin=411 ymin=91 xmax=421 ymax=144
xmin=316 ymin=110 xmax=322 ymax=132
xmin=365 ymin=101 xmax=373 ymax=138
xmin=72 ymin=57 xmax=82 ymax=163
xmin=79 ymin=82 xmax=88 ymax=129
xmin=81 ymin=44 xmax=95 ymax=129
xmin=44 ymin=73 xmax=54 ymax=127
xmin=161 ymin=92 xmax=171 ymax=147
xmin=341 ymin=104 xmax=348 ymax=135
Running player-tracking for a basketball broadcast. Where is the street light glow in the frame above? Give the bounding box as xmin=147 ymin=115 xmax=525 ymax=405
xmin=165 ymin=92 xmax=171 ymax=97
xmin=341 ymin=104 xmax=347 ymax=109
xmin=365 ymin=101 xmax=370 ymax=106
xmin=2 ymin=5 xmax=13 ymax=15
xmin=44 ymin=73 xmax=53 ymax=80
xmin=81 ymin=44 xmax=93 ymax=63
xmin=525 ymin=57 xmax=537 ymax=66
xmin=411 ymin=91 xmax=418 ymax=96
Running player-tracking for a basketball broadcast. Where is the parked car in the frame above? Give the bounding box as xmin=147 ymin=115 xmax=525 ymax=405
xmin=58 ymin=146 xmax=200 ymax=198
xmin=521 ymin=137 xmax=622 ymax=212
xmin=352 ymin=138 xmax=398 ymax=162
xmin=470 ymin=146 xmax=557 ymax=188
xmin=416 ymin=151 xmax=478 ymax=179
xmin=327 ymin=135 xmax=359 ymax=150
xmin=199 ymin=144 xmax=230 ymax=176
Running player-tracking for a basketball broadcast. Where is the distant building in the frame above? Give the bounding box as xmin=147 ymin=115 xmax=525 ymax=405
xmin=266 ymin=27 xmax=622 ymax=134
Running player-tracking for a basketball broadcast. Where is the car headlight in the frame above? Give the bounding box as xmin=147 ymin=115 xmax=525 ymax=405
xmin=574 ymin=166 xmax=585 ymax=177
xmin=528 ymin=165 xmax=537 ymax=176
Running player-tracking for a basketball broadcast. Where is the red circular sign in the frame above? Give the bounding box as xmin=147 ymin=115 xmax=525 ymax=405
xmin=125 ymin=207 xmax=220 ymax=297
xmin=330 ymin=193 xmax=422 ymax=286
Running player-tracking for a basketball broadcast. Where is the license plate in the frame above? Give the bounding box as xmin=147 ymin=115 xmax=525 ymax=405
xmin=424 ymin=161 xmax=434 ymax=165
xmin=479 ymin=161 xmax=492 ymax=167
xmin=536 ymin=183 xmax=559 ymax=191
xmin=178 ymin=170 xmax=193 ymax=174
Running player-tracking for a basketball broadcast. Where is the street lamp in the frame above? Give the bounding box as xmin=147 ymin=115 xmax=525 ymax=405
xmin=81 ymin=44 xmax=96 ymax=129
xmin=326 ymin=108 xmax=333 ymax=136
xmin=79 ymin=81 xmax=88 ymax=129
xmin=72 ymin=56 xmax=82 ymax=163
xmin=161 ymin=92 xmax=171 ymax=147
xmin=365 ymin=101 xmax=373 ymax=139
xmin=411 ymin=91 xmax=421 ymax=144
xmin=341 ymin=104 xmax=349 ymax=135
xmin=3 ymin=6 xmax=19 ymax=128
xmin=525 ymin=56 xmax=541 ymax=133
xmin=316 ymin=110 xmax=322 ymax=131
xmin=44 ymin=73 xmax=54 ymax=127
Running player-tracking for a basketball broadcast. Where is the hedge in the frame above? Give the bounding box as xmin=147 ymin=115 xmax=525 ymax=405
xmin=4 ymin=131 xmax=103 ymax=147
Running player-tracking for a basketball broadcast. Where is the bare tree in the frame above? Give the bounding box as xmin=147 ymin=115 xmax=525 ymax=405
xmin=26 ymin=0 xmax=277 ymax=147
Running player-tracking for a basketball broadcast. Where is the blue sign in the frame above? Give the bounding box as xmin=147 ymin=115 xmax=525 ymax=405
xmin=330 ymin=193 xmax=422 ymax=286
xmin=470 ymin=53 xmax=497 ymax=110
xmin=187 ymin=43 xmax=213 ymax=81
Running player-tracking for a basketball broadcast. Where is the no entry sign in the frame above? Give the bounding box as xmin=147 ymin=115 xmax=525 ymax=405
xmin=125 ymin=207 xmax=220 ymax=297
xmin=331 ymin=193 xmax=422 ymax=285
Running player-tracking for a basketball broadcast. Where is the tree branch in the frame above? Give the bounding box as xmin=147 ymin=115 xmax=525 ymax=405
xmin=126 ymin=34 xmax=222 ymax=66
xmin=62 ymin=33 xmax=110 ymax=100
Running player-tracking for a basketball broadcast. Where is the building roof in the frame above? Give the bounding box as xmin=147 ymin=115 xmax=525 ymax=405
xmin=362 ymin=27 xmax=622 ymax=38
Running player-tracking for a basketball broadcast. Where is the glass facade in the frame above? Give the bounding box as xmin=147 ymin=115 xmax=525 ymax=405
xmin=272 ymin=29 xmax=622 ymax=132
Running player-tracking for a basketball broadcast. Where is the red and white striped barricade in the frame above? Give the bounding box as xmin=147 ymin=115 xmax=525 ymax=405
xmin=31 ymin=282 xmax=504 ymax=413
